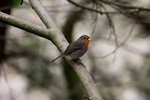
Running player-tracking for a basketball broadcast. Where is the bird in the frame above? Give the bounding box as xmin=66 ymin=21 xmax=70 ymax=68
xmin=51 ymin=35 xmax=90 ymax=62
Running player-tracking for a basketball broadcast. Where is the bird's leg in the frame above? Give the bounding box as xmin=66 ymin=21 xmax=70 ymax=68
xmin=71 ymin=59 xmax=86 ymax=67
xmin=71 ymin=58 xmax=81 ymax=62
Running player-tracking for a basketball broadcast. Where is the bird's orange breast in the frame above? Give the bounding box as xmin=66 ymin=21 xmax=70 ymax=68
xmin=81 ymin=39 xmax=89 ymax=50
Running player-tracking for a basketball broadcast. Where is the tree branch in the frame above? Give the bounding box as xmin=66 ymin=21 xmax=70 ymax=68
xmin=28 ymin=0 xmax=102 ymax=99
xmin=28 ymin=0 xmax=68 ymax=52
xmin=0 ymin=0 xmax=103 ymax=99
xmin=100 ymin=0 xmax=150 ymax=11
xmin=29 ymin=0 xmax=54 ymax=29
xmin=67 ymin=0 xmax=150 ymax=16
xmin=0 ymin=12 xmax=49 ymax=40
xmin=0 ymin=11 xmax=66 ymax=52
xmin=67 ymin=0 xmax=119 ymax=14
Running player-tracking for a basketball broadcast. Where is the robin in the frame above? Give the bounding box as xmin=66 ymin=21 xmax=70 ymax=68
xmin=51 ymin=35 xmax=90 ymax=62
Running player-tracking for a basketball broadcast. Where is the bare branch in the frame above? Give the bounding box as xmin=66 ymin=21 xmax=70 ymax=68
xmin=67 ymin=0 xmax=120 ymax=14
xmin=100 ymin=0 xmax=150 ymax=11
xmin=100 ymin=20 xmax=137 ymax=58
xmin=28 ymin=0 xmax=103 ymax=99
xmin=68 ymin=0 xmax=150 ymax=16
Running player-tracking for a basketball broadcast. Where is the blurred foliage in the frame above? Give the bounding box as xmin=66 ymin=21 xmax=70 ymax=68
xmin=62 ymin=9 xmax=84 ymax=43
xmin=127 ymin=60 xmax=150 ymax=100
xmin=1 ymin=0 xmax=150 ymax=100
xmin=6 ymin=32 xmax=53 ymax=89
xmin=10 ymin=0 xmax=23 ymax=7
xmin=26 ymin=57 xmax=52 ymax=89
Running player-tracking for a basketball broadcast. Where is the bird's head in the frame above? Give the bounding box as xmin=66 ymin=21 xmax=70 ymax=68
xmin=78 ymin=35 xmax=90 ymax=40
xmin=78 ymin=35 xmax=90 ymax=49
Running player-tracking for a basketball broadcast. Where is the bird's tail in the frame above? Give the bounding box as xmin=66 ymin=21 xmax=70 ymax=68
xmin=51 ymin=54 xmax=65 ymax=63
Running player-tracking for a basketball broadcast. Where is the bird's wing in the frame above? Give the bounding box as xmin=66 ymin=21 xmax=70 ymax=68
xmin=64 ymin=41 xmax=83 ymax=55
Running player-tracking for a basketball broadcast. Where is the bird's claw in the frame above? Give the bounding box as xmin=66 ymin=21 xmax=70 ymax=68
xmin=71 ymin=59 xmax=86 ymax=67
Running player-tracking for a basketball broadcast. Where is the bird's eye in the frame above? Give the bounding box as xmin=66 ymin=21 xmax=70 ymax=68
xmin=84 ymin=37 xmax=86 ymax=39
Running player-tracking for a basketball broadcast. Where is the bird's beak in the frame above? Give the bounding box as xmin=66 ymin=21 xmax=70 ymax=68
xmin=87 ymin=36 xmax=90 ymax=39
xmin=88 ymin=37 xmax=91 ymax=41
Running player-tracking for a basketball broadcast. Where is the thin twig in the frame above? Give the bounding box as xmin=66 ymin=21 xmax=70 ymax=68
xmin=68 ymin=0 xmax=150 ymax=16
xmin=100 ymin=0 xmax=150 ymax=11
xmin=100 ymin=20 xmax=137 ymax=58
xmin=101 ymin=6 xmax=118 ymax=47
xmin=92 ymin=0 xmax=119 ymax=47
xmin=67 ymin=0 xmax=121 ymax=14
xmin=90 ymin=3 xmax=98 ymax=36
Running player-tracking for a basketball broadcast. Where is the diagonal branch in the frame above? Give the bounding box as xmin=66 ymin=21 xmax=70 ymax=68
xmin=29 ymin=0 xmax=54 ymax=29
xmin=29 ymin=0 xmax=68 ymax=52
xmin=0 ymin=12 xmax=66 ymax=52
xmin=28 ymin=0 xmax=102 ymax=99
xmin=0 ymin=12 xmax=50 ymax=39
xmin=0 ymin=0 xmax=103 ymax=100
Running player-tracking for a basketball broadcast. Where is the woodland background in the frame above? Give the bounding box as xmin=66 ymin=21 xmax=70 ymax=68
xmin=0 ymin=0 xmax=150 ymax=100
